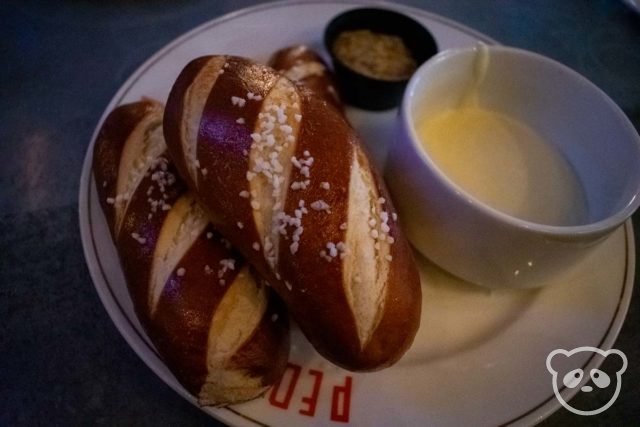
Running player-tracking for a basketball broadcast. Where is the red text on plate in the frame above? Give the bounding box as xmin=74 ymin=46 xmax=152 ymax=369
xmin=268 ymin=362 xmax=352 ymax=423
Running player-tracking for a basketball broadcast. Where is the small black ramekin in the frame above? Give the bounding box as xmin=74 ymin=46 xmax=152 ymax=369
xmin=324 ymin=7 xmax=438 ymax=110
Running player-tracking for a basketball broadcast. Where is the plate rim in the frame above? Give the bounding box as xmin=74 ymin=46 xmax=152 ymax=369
xmin=505 ymin=220 xmax=634 ymax=426
xmin=77 ymin=1 xmax=635 ymax=426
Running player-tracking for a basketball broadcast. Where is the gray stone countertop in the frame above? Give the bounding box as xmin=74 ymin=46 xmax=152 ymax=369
xmin=2 ymin=0 xmax=639 ymax=425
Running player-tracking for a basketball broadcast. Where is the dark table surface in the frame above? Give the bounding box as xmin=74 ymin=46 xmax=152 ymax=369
xmin=2 ymin=0 xmax=639 ymax=426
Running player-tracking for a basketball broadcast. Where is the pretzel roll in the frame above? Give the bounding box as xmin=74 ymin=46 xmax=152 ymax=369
xmin=268 ymin=45 xmax=342 ymax=110
xmin=164 ymin=56 xmax=421 ymax=371
xmin=93 ymin=99 xmax=289 ymax=406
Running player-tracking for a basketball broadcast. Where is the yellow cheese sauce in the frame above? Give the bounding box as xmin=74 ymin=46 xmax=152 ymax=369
xmin=418 ymin=107 xmax=587 ymax=225
xmin=417 ymin=46 xmax=588 ymax=225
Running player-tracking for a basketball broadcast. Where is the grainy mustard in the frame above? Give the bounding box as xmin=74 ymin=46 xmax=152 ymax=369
xmin=333 ymin=29 xmax=417 ymax=81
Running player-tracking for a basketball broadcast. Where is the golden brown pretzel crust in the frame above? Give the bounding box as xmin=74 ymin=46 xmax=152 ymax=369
xmin=93 ymin=100 xmax=289 ymax=406
xmin=268 ymin=45 xmax=343 ymax=111
xmin=164 ymin=56 xmax=421 ymax=371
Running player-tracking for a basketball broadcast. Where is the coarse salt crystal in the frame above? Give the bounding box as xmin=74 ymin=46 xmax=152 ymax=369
xmin=263 ymin=237 xmax=273 ymax=252
xmin=239 ymin=190 xmax=250 ymax=198
xmin=236 ymin=118 xmax=245 ymax=124
xmin=176 ymin=267 xmax=186 ymax=277
xmin=231 ymin=96 xmax=246 ymax=107
xmin=253 ymin=242 xmax=260 ymax=251
xmin=290 ymin=241 xmax=299 ymax=254
xmin=220 ymin=258 xmax=236 ymax=270
xmin=131 ymin=232 xmax=146 ymax=244
xmin=237 ymin=221 xmax=244 ymax=229
xmin=320 ymin=182 xmax=330 ymax=190
xmin=310 ymin=200 xmax=330 ymax=211
xmin=320 ymin=250 xmax=332 ymax=262
xmin=280 ymin=124 xmax=293 ymax=134
xmin=328 ymin=246 xmax=338 ymax=258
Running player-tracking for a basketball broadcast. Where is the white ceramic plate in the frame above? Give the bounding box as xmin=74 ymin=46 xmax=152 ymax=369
xmin=78 ymin=1 xmax=635 ymax=426
xmin=622 ymin=0 xmax=640 ymax=14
